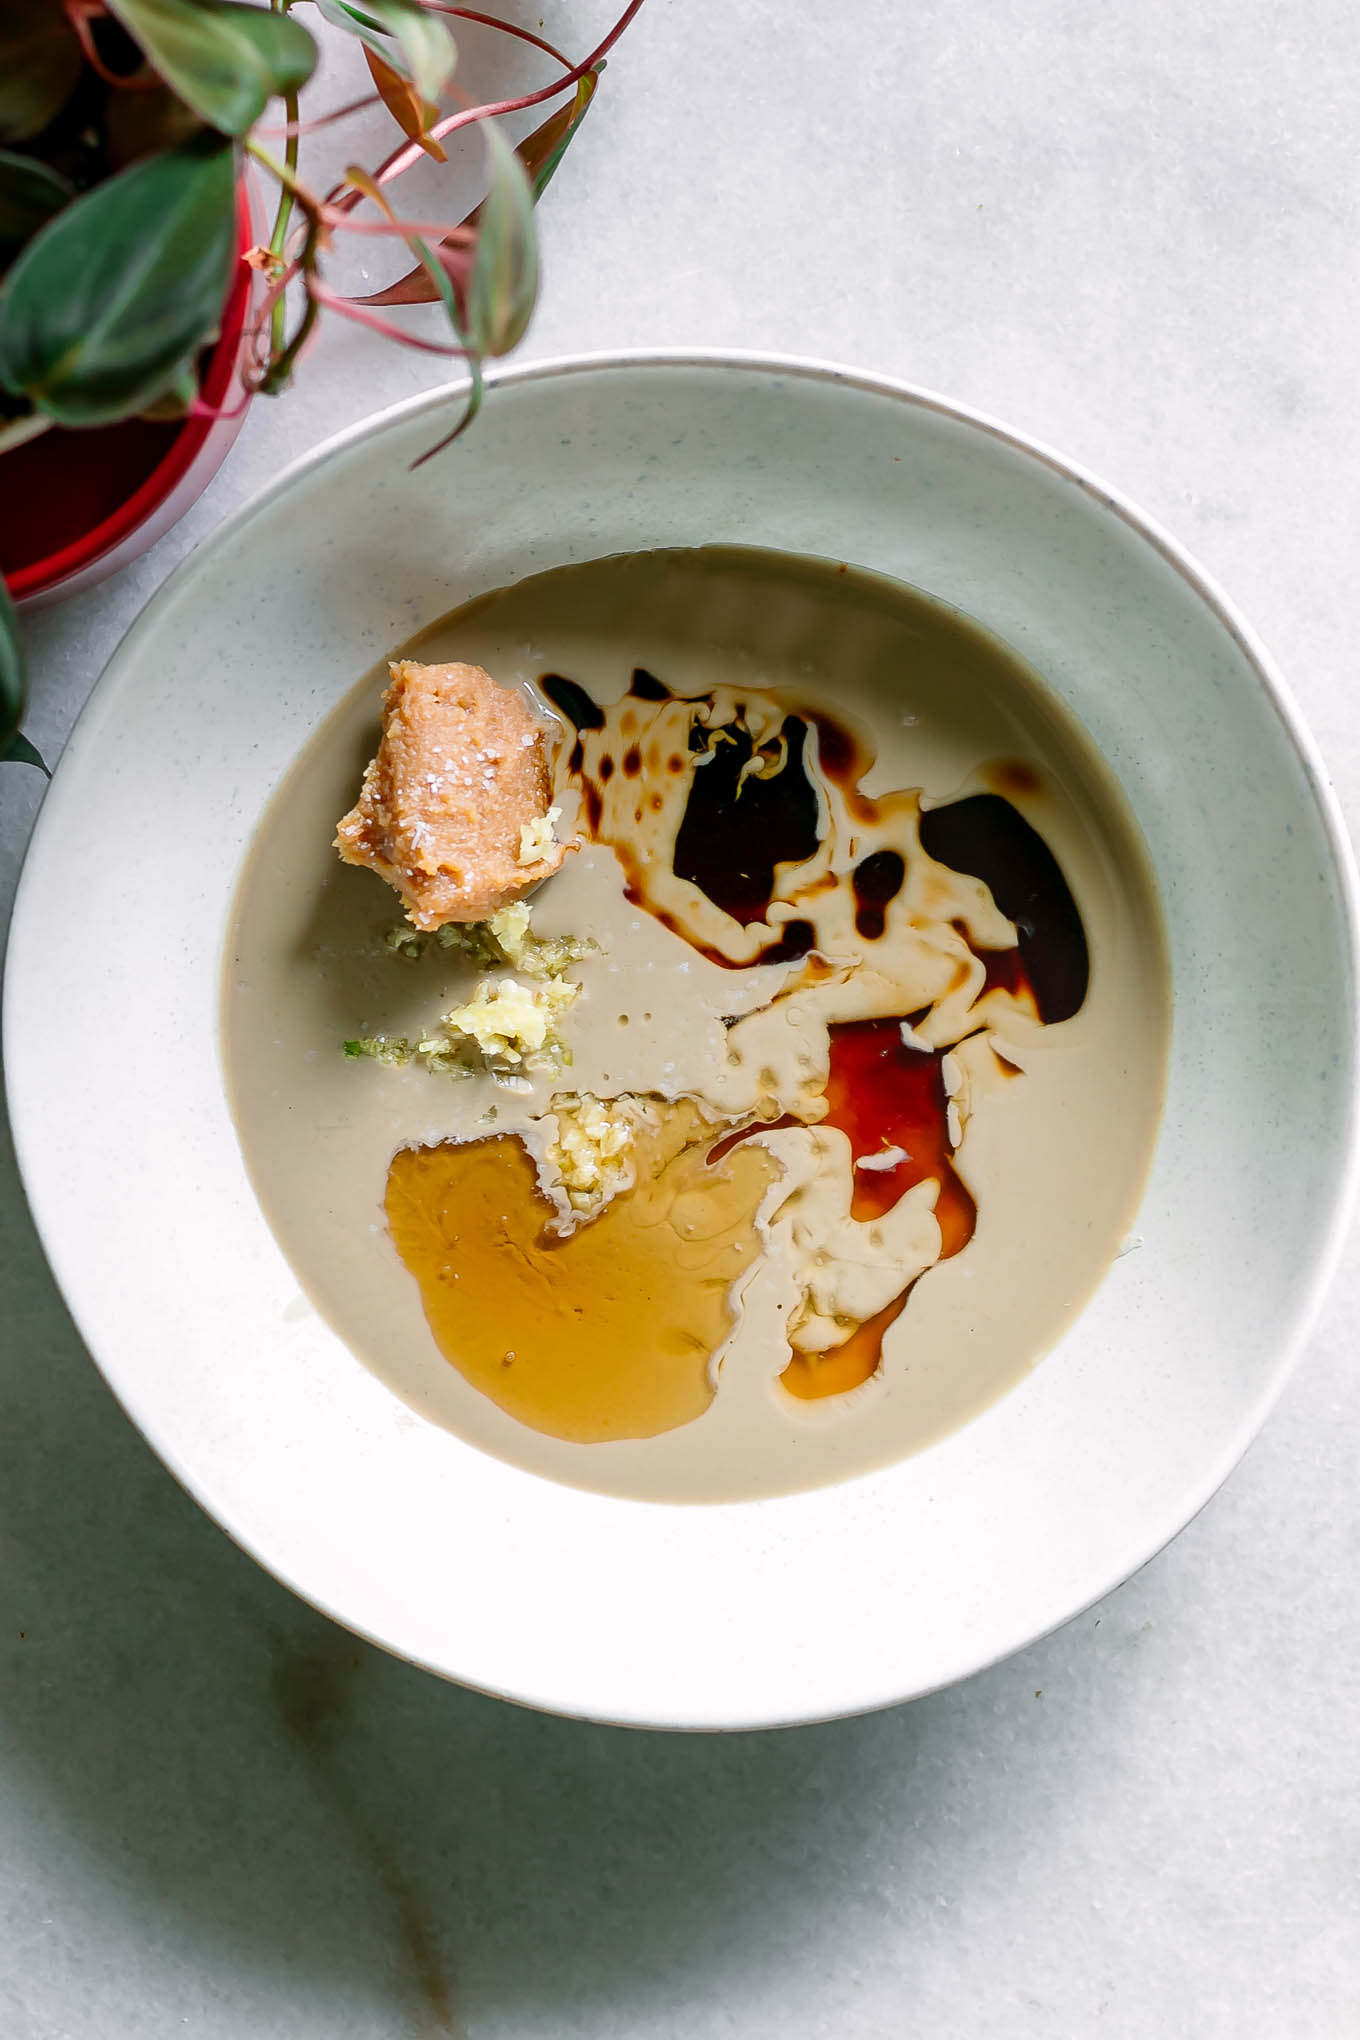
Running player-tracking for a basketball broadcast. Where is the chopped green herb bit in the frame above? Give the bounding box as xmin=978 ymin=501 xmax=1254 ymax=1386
xmin=342 ymin=1033 xmax=414 ymax=1066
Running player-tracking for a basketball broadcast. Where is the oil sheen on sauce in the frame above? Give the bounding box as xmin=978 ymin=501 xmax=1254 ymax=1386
xmin=389 ymin=662 xmax=1091 ymax=1424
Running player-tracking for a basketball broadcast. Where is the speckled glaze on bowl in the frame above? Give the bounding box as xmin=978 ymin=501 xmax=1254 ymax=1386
xmin=6 ymin=353 xmax=1357 ymax=1730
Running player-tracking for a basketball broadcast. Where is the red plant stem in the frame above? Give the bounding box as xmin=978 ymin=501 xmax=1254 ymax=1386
xmin=63 ymin=0 xmax=161 ymax=88
xmin=248 ymin=153 xmax=326 ymax=392
xmin=399 ymin=0 xmax=644 ymax=168
xmin=318 ymin=212 xmax=475 ymax=241
xmin=256 ymin=92 xmax=384 ymax=139
xmin=418 ymin=5 xmax=573 ymax=67
xmin=328 ymin=0 xmax=646 ymax=206
xmin=306 ymin=279 xmax=475 ymax=354
xmin=241 ymin=299 xmax=285 ymax=391
xmin=241 ymin=274 xmax=297 ymax=390
xmin=248 ymin=252 xmax=293 ymax=331
xmin=247 ymin=0 xmax=647 ymax=386
xmin=253 ymin=208 xmax=471 ymax=350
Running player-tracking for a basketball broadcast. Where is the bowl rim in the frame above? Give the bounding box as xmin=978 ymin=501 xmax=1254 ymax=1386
xmin=8 ymin=346 xmax=1360 ymax=1727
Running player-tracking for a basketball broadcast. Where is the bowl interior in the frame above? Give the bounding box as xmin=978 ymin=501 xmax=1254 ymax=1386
xmin=6 ymin=355 xmax=1356 ymax=1728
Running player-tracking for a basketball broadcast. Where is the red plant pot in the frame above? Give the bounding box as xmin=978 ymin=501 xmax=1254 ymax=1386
xmin=1 ymin=190 xmax=256 ymax=610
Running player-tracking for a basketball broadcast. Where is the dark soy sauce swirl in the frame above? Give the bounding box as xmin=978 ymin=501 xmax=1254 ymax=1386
xmin=851 ymin=849 xmax=906 ymax=939
xmin=541 ymin=675 xmax=602 ymax=787
xmin=672 ymin=715 xmax=820 ymax=926
xmin=918 ymin=793 xmax=1088 ymax=1024
xmin=544 ymin=664 xmax=1093 ymax=1402
xmin=540 ymin=673 xmax=605 ymax=731
xmin=546 ymin=670 xmax=1087 ymax=1019
xmin=547 ymin=666 xmax=826 ymax=964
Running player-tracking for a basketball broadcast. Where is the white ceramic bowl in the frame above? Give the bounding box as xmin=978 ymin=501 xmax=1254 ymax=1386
xmin=7 ymin=353 xmax=1358 ymax=1730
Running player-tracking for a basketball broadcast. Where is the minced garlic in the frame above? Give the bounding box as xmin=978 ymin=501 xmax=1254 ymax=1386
xmin=545 ymin=1093 xmax=639 ymax=1212
xmin=483 ymin=901 xmax=533 ymax=960
xmin=517 ymin=806 xmax=561 ymax=868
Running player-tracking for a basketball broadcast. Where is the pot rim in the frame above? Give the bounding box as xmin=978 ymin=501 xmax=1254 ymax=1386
xmin=3 ymin=185 xmax=254 ymax=603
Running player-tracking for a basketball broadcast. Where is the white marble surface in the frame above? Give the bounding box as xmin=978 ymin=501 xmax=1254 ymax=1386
xmin=3 ymin=2 xmax=1359 ymax=2033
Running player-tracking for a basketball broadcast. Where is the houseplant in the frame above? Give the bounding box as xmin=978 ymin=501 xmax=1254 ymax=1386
xmin=0 ymin=0 xmax=644 ymax=767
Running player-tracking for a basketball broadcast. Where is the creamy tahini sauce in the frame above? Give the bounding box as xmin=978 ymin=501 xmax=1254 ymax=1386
xmin=222 ymin=547 xmax=1170 ymax=1503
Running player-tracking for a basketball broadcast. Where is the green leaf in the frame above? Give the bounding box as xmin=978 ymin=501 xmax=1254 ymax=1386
xmin=363 ymin=44 xmax=445 ymax=163
xmin=0 ymin=0 xmax=83 ymax=146
xmin=521 ymin=68 xmax=600 ymax=203
xmin=1 ymin=574 xmax=26 ymax=755
xmin=313 ymin=0 xmax=455 ymax=103
xmin=0 ymin=135 xmax=238 ymax=427
xmin=465 ymin=121 xmax=537 ymax=358
xmin=408 ymin=357 xmax=482 ymax=469
xmin=0 ymin=150 xmax=73 ymax=251
xmin=138 ymin=360 xmax=201 ymax=420
xmin=2 ymin=729 xmax=49 ymax=774
xmin=105 ymin=82 xmax=211 ymax=171
xmin=106 ymin=0 xmax=318 ymax=138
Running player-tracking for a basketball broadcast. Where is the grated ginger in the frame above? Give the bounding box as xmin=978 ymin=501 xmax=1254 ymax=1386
xmin=350 ymin=903 xmax=587 ymax=1079
xmin=382 ymin=900 xmax=589 ymax=980
xmin=438 ymin=975 xmax=579 ymax=1072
